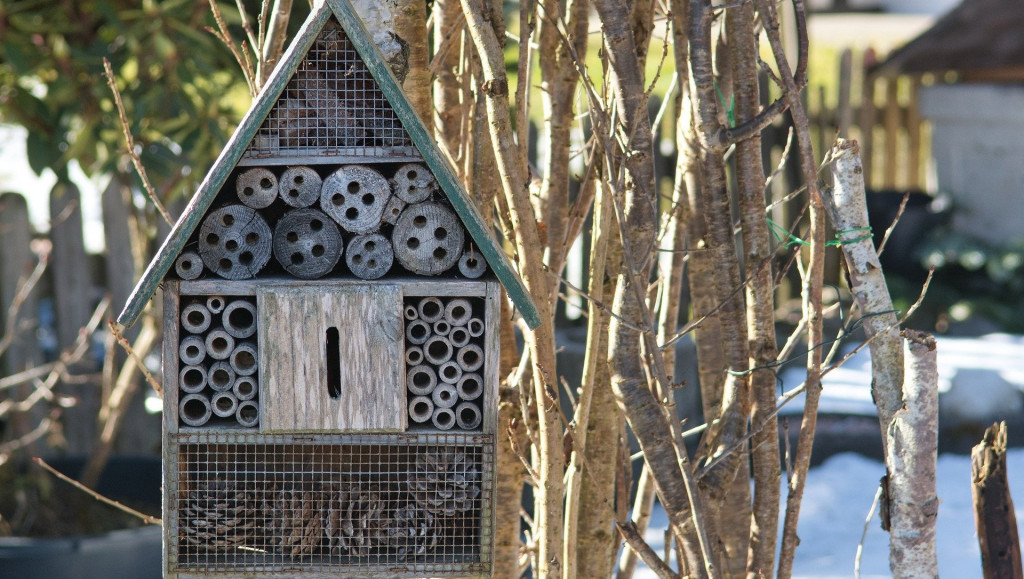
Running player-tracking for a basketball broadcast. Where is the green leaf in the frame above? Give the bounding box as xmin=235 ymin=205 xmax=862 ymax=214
xmin=25 ymin=131 xmax=62 ymax=175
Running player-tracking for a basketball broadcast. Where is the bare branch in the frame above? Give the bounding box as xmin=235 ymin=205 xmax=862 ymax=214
xmin=0 ymin=247 xmax=48 ymax=359
xmin=206 ymin=0 xmax=258 ymax=96
xmin=34 ymin=457 xmax=161 ymax=525
xmin=110 ymin=320 xmax=163 ymax=397
xmin=616 ymin=522 xmax=681 ymax=579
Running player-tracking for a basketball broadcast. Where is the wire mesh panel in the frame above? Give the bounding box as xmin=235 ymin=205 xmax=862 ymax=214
xmin=244 ymin=19 xmax=418 ymax=162
xmin=169 ymin=432 xmax=493 ymax=577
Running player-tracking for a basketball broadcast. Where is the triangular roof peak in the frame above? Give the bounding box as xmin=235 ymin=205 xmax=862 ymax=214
xmin=117 ymin=0 xmax=539 ymax=329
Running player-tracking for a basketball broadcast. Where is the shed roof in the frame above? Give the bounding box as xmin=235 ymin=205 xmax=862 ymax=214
xmin=117 ymin=0 xmax=540 ymax=330
xmin=874 ymin=0 xmax=1024 ymax=79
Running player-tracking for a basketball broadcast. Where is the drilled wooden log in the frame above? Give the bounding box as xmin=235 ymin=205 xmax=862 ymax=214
xmin=417 ymin=297 xmax=444 ymax=323
xmin=405 ymin=346 xmax=424 ymax=366
xmin=456 ymin=344 xmax=484 ymax=372
xmin=175 ymin=251 xmax=203 ymax=280
xmin=444 ymin=299 xmax=473 ymax=326
xmin=431 ymin=407 xmax=456 ymax=430
xmin=391 ymin=163 xmax=437 ymax=203
xmin=431 ymin=383 xmax=458 ymax=408
xmin=972 ymin=422 xmax=1023 ymax=579
xmin=438 ymin=361 xmax=463 ymax=384
xmin=407 ymin=364 xmax=437 ymax=396
xmin=409 ymin=396 xmax=434 ymax=423
xmin=345 ymin=233 xmax=394 ymax=279
xmin=381 ymin=195 xmax=406 ymax=225
xmin=392 ymin=202 xmax=465 ymax=275
xmin=455 ymin=402 xmax=482 ymax=430
xmin=458 ymin=252 xmax=487 ymax=279
xmin=179 ymin=336 xmax=207 ymax=366
xmin=181 ymin=302 xmax=212 ymax=334
xmin=230 ymin=342 xmax=258 ymax=376
xmin=205 ymin=296 xmax=226 ymax=315
xmin=236 ymin=167 xmax=278 ymax=209
xmin=236 ymin=400 xmax=259 ymax=427
xmin=448 ymin=326 xmax=470 ymax=348
xmin=457 ymin=373 xmax=483 ymax=401
xmin=424 ymin=336 xmax=454 ymax=365
xmin=180 ymin=393 xmax=212 ymax=427
xmin=222 ymin=300 xmax=258 ymax=339
xmin=273 ymin=208 xmax=344 ymax=279
xmin=279 ymin=166 xmax=322 ymax=208
xmin=179 ymin=365 xmax=208 ymax=394
xmin=198 ymin=205 xmax=272 ymax=279
xmin=321 ymin=165 xmax=391 ymax=233
xmin=233 ymin=376 xmax=258 ymax=401
xmin=406 ymin=320 xmax=431 ymax=345
xmin=211 ymin=391 xmax=239 ymax=418
xmin=208 ymin=360 xmax=236 ymax=392
xmin=205 ymin=328 xmax=235 ymax=360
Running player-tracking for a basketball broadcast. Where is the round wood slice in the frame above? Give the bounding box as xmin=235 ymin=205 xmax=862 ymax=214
xmin=236 ymin=167 xmax=278 ymax=209
xmin=345 ymin=233 xmax=394 ymax=279
xmin=279 ymin=166 xmax=322 ymax=208
xmin=392 ymin=203 xmax=465 ymax=275
xmin=391 ymin=163 xmax=437 ymax=203
xmin=320 ymin=165 xmax=391 ymax=234
xmin=273 ymin=208 xmax=343 ymax=279
xmin=174 ymin=251 xmax=203 ymax=280
xmin=198 ymin=205 xmax=272 ymax=280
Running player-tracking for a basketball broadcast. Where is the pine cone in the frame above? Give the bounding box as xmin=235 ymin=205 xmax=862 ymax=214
xmin=383 ymin=503 xmax=438 ymax=559
xmin=181 ymin=479 xmax=257 ymax=551
xmin=324 ymin=482 xmax=387 ymax=557
xmin=265 ymin=487 xmax=325 ymax=558
xmin=407 ymin=450 xmax=481 ymax=516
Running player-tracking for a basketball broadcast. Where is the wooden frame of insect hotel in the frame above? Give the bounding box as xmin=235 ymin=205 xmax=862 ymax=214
xmin=116 ymin=1 xmax=540 ymax=576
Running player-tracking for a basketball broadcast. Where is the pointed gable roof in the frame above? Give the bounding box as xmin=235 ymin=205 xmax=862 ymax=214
xmin=117 ymin=0 xmax=540 ymax=329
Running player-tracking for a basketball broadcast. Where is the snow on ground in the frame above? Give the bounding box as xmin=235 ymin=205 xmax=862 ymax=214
xmin=634 ymin=449 xmax=1024 ymax=578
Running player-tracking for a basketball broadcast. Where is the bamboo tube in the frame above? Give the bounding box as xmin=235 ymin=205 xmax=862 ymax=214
xmin=180 ymin=394 xmax=212 ymax=427
xmin=279 ymin=166 xmax=322 ymax=208
xmin=404 ymin=304 xmax=419 ymax=320
xmin=232 ymin=376 xmax=258 ymax=401
xmin=431 ymin=407 xmax=456 ymax=430
xmin=179 ymin=365 xmax=208 ymax=394
xmin=424 ymin=336 xmax=454 ymax=365
xmin=174 ymin=251 xmax=203 ymax=280
xmin=406 ymin=320 xmax=431 ymax=345
xmin=458 ymin=252 xmax=487 ymax=279
xmin=223 ymin=301 xmax=257 ymax=339
xmin=438 ymin=361 xmax=463 ymax=384
xmin=230 ymin=342 xmax=258 ymax=376
xmin=407 ymin=365 xmax=437 ymax=395
xmin=181 ymin=303 xmax=212 ymax=334
xmin=409 ymin=395 xmax=434 ymax=423
xmin=204 ymin=329 xmax=235 ymax=360
xmin=456 ymin=344 xmax=483 ymax=372
xmin=432 ymin=383 xmax=458 ymax=408
xmin=205 ymin=296 xmax=226 ymax=314
xmin=444 ymin=298 xmax=472 ymax=326
xmin=448 ymin=326 xmax=470 ymax=348
xmin=179 ymin=336 xmax=207 ymax=366
xmin=455 ymin=402 xmax=482 ymax=430
xmin=405 ymin=346 xmax=424 ymax=366
xmin=208 ymin=360 xmax=236 ymax=392
xmin=236 ymin=400 xmax=259 ymax=427
xmin=417 ymin=297 xmax=444 ymax=323
xmin=236 ymin=167 xmax=278 ymax=209
xmin=457 ymin=373 xmax=483 ymax=401
xmin=467 ymin=318 xmax=484 ymax=338
xmin=432 ymin=319 xmax=451 ymax=336
xmin=211 ymin=391 xmax=239 ymax=418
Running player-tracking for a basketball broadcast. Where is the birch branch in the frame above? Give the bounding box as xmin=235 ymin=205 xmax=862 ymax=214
xmin=971 ymin=421 xmax=1023 ymax=579
xmin=884 ymin=330 xmax=939 ymax=578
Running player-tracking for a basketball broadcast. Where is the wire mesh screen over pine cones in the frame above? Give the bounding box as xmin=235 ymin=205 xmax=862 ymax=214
xmin=170 ymin=433 xmax=493 ymax=575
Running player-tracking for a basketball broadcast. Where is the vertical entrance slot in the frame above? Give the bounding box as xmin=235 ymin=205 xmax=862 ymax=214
xmin=326 ymin=326 xmax=341 ymax=399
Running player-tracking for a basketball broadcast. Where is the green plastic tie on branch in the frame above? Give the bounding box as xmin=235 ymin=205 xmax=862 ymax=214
xmin=767 ymin=219 xmax=873 ymax=249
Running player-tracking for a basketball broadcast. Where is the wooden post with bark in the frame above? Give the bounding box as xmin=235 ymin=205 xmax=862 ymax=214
xmin=972 ymin=421 xmax=1023 ymax=579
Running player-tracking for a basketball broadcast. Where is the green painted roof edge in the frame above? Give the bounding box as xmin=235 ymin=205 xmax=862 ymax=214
xmin=118 ymin=0 xmax=540 ymax=330
xmin=323 ymin=0 xmax=539 ymax=329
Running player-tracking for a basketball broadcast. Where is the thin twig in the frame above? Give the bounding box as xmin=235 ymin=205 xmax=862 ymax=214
xmin=102 ymin=59 xmax=172 ymax=226
xmin=110 ymin=320 xmax=163 ymax=397
xmin=207 ymin=0 xmax=258 ymax=96
xmin=0 ymin=411 xmax=59 ymax=465
xmin=34 ymin=457 xmax=162 ymax=525
xmin=855 ymin=484 xmax=883 ymax=579
xmin=0 ymin=246 xmax=49 ymax=359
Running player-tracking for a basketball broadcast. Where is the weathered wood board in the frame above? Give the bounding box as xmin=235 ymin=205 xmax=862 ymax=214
xmin=257 ymin=284 xmax=406 ymax=431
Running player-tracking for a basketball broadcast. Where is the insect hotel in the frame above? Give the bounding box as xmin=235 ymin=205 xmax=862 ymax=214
xmin=117 ymin=1 xmax=539 ymax=576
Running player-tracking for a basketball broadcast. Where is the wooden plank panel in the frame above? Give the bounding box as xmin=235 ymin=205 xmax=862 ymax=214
xmin=258 ymin=285 xmax=406 ymax=432
xmin=181 ymin=278 xmax=488 ymax=298
xmin=164 ymin=282 xmax=181 ymax=435
xmin=483 ymin=282 xmax=500 ymax=433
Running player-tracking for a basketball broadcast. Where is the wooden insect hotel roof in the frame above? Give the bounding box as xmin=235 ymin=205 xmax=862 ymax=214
xmin=117 ymin=0 xmax=539 ymax=329
xmin=874 ymin=0 xmax=1024 ymax=81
